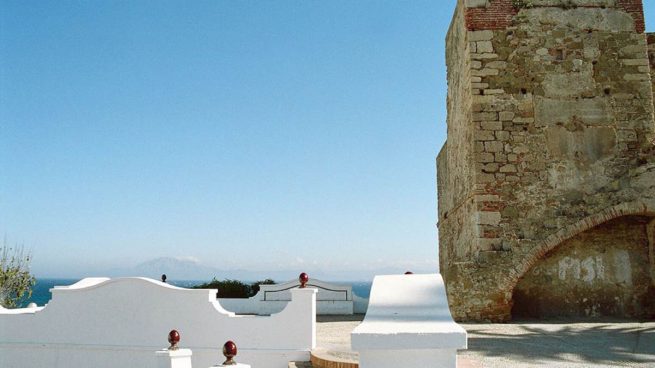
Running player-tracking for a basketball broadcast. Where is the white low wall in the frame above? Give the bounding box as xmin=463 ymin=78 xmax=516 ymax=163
xmin=219 ymin=278 xmax=358 ymax=315
xmin=351 ymin=274 xmax=467 ymax=368
xmin=0 ymin=277 xmax=316 ymax=368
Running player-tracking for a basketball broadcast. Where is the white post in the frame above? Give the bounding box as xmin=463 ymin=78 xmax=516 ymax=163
xmin=155 ymin=349 xmax=193 ymax=368
xmin=288 ymin=287 xmax=317 ymax=349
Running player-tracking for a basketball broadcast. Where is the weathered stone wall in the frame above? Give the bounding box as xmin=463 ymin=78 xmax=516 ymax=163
xmin=513 ymin=216 xmax=654 ymax=318
xmin=438 ymin=0 xmax=655 ymax=321
xmin=648 ymin=33 xmax=655 ymax=114
xmin=438 ymin=2 xmax=479 ymax=272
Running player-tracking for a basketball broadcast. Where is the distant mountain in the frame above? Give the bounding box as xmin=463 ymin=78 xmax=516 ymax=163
xmin=106 ymin=257 xmax=222 ymax=281
xmin=101 ymin=257 xmax=437 ymax=283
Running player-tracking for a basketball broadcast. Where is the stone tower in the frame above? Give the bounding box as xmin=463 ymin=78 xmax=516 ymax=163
xmin=437 ymin=0 xmax=655 ymax=322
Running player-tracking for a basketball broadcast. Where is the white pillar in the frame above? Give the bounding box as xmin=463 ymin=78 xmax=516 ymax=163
xmin=155 ymin=348 xmax=193 ymax=368
xmin=288 ymin=288 xmax=317 ymax=349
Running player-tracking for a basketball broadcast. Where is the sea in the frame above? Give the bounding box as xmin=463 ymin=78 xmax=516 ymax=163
xmin=21 ymin=278 xmax=373 ymax=307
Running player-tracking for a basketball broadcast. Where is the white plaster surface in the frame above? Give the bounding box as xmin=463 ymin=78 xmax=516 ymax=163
xmin=219 ymin=278 xmax=357 ymax=315
xmin=156 ymin=348 xmax=193 ymax=368
xmin=351 ymin=274 xmax=467 ymax=368
xmin=0 ymin=277 xmax=316 ymax=368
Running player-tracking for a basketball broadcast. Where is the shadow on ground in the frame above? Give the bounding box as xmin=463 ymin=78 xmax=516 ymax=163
xmin=462 ymin=321 xmax=655 ymax=366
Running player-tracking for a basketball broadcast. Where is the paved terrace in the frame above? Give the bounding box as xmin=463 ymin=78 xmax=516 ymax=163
xmin=311 ymin=315 xmax=655 ymax=368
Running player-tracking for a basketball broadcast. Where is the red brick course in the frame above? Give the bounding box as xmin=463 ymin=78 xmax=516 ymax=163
xmin=465 ymin=0 xmax=645 ymax=33
xmin=465 ymin=0 xmax=517 ymax=31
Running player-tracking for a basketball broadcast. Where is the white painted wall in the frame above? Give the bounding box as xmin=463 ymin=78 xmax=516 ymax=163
xmin=218 ymin=278 xmax=358 ymax=315
xmin=351 ymin=274 xmax=467 ymax=368
xmin=0 ymin=277 xmax=316 ymax=368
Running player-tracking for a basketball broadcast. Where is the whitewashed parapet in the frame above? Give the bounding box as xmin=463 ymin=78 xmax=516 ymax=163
xmin=220 ymin=278 xmax=356 ymax=315
xmin=156 ymin=348 xmax=193 ymax=368
xmin=351 ymin=274 xmax=467 ymax=368
xmin=0 ymin=277 xmax=316 ymax=368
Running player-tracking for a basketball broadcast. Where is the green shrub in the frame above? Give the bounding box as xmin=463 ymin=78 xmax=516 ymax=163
xmin=0 ymin=244 xmax=36 ymax=308
xmin=192 ymin=278 xmax=277 ymax=298
xmin=251 ymin=278 xmax=276 ymax=295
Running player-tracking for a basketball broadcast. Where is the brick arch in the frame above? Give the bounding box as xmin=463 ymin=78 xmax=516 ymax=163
xmin=508 ymin=200 xmax=655 ymax=295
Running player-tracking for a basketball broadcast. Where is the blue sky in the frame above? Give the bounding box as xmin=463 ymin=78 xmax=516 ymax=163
xmin=2 ymin=1 xmax=655 ymax=279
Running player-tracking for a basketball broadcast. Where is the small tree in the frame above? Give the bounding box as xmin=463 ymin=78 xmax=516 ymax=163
xmin=0 ymin=243 xmax=36 ymax=308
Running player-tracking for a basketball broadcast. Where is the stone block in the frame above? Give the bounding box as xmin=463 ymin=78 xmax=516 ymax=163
xmin=478 ymin=173 xmax=496 ymax=183
xmin=478 ymin=238 xmax=501 ymax=251
xmin=473 ymin=112 xmax=498 ymax=121
xmin=482 ymin=163 xmax=499 ymax=173
xmin=476 ymin=130 xmax=496 ymax=141
xmin=621 ymin=59 xmax=649 ymax=66
xmin=499 ymin=111 xmax=515 ymax=121
xmin=485 ymin=141 xmax=504 ymax=153
xmin=470 ymin=53 xmax=499 ymax=60
xmin=624 ymin=74 xmax=649 ymax=81
xmin=481 ymin=121 xmax=503 ymax=130
xmin=478 ymin=211 xmax=501 ymax=225
xmin=471 ymin=68 xmax=499 ymax=77
xmin=465 ymin=0 xmax=489 ymax=8
xmin=485 ymin=61 xmax=507 ymax=69
xmin=484 ymin=89 xmax=505 ymax=95
xmin=469 ymin=30 xmax=494 ymax=42
xmin=476 ymin=41 xmax=494 ymax=53
xmin=499 ymin=164 xmax=517 ymax=173
xmin=477 ymin=153 xmax=495 ymax=163
xmin=469 ymin=42 xmax=477 ymax=53
xmin=495 ymin=131 xmax=510 ymax=141
xmin=494 ymin=153 xmax=508 ymax=162
xmin=474 ymin=194 xmax=500 ymax=202
xmin=534 ymin=97 xmax=608 ymax=127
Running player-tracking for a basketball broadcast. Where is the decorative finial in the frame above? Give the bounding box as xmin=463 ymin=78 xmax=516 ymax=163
xmin=404 ymin=271 xmax=413 ymax=275
xmin=299 ymin=272 xmax=309 ymax=288
xmin=222 ymin=340 xmax=238 ymax=365
xmin=168 ymin=330 xmax=180 ymax=350
xmin=161 ymin=274 xmax=167 ymax=283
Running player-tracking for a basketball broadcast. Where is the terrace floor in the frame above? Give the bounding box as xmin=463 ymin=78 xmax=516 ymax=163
xmin=313 ymin=315 xmax=655 ymax=367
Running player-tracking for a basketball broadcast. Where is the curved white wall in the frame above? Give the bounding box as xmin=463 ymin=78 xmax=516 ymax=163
xmin=219 ymin=278 xmax=361 ymax=315
xmin=0 ymin=277 xmax=316 ymax=368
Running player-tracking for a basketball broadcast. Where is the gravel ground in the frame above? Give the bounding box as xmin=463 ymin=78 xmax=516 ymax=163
xmin=316 ymin=315 xmax=655 ymax=367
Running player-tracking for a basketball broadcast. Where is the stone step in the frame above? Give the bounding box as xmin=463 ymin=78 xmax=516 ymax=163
xmin=310 ymin=348 xmax=358 ymax=368
xmin=302 ymin=352 xmax=482 ymax=368
xmin=288 ymin=362 xmax=313 ymax=368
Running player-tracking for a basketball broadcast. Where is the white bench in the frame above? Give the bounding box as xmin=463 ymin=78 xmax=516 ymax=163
xmin=351 ymin=274 xmax=467 ymax=368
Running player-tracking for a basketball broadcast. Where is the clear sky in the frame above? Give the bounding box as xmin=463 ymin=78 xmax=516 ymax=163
xmin=2 ymin=1 xmax=655 ymax=279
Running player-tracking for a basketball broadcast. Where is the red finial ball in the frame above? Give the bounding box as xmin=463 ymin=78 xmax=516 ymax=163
xmin=168 ymin=330 xmax=180 ymax=350
xmin=299 ymin=272 xmax=309 ymax=288
xmin=223 ymin=340 xmax=238 ymax=365
xmin=404 ymin=271 xmax=413 ymax=275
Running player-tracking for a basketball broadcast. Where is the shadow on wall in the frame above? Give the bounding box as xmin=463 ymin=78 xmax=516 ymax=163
xmin=463 ymin=323 xmax=655 ymax=365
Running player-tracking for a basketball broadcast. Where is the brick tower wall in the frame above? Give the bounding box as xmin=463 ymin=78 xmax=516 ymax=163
xmin=438 ymin=0 xmax=655 ymax=321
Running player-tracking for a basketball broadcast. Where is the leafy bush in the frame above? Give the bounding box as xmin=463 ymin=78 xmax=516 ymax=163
xmin=0 ymin=244 xmax=36 ymax=308
xmin=251 ymin=278 xmax=276 ymax=295
xmin=192 ymin=278 xmax=277 ymax=298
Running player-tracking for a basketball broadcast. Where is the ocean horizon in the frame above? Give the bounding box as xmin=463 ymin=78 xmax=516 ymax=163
xmin=21 ymin=278 xmax=373 ymax=308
